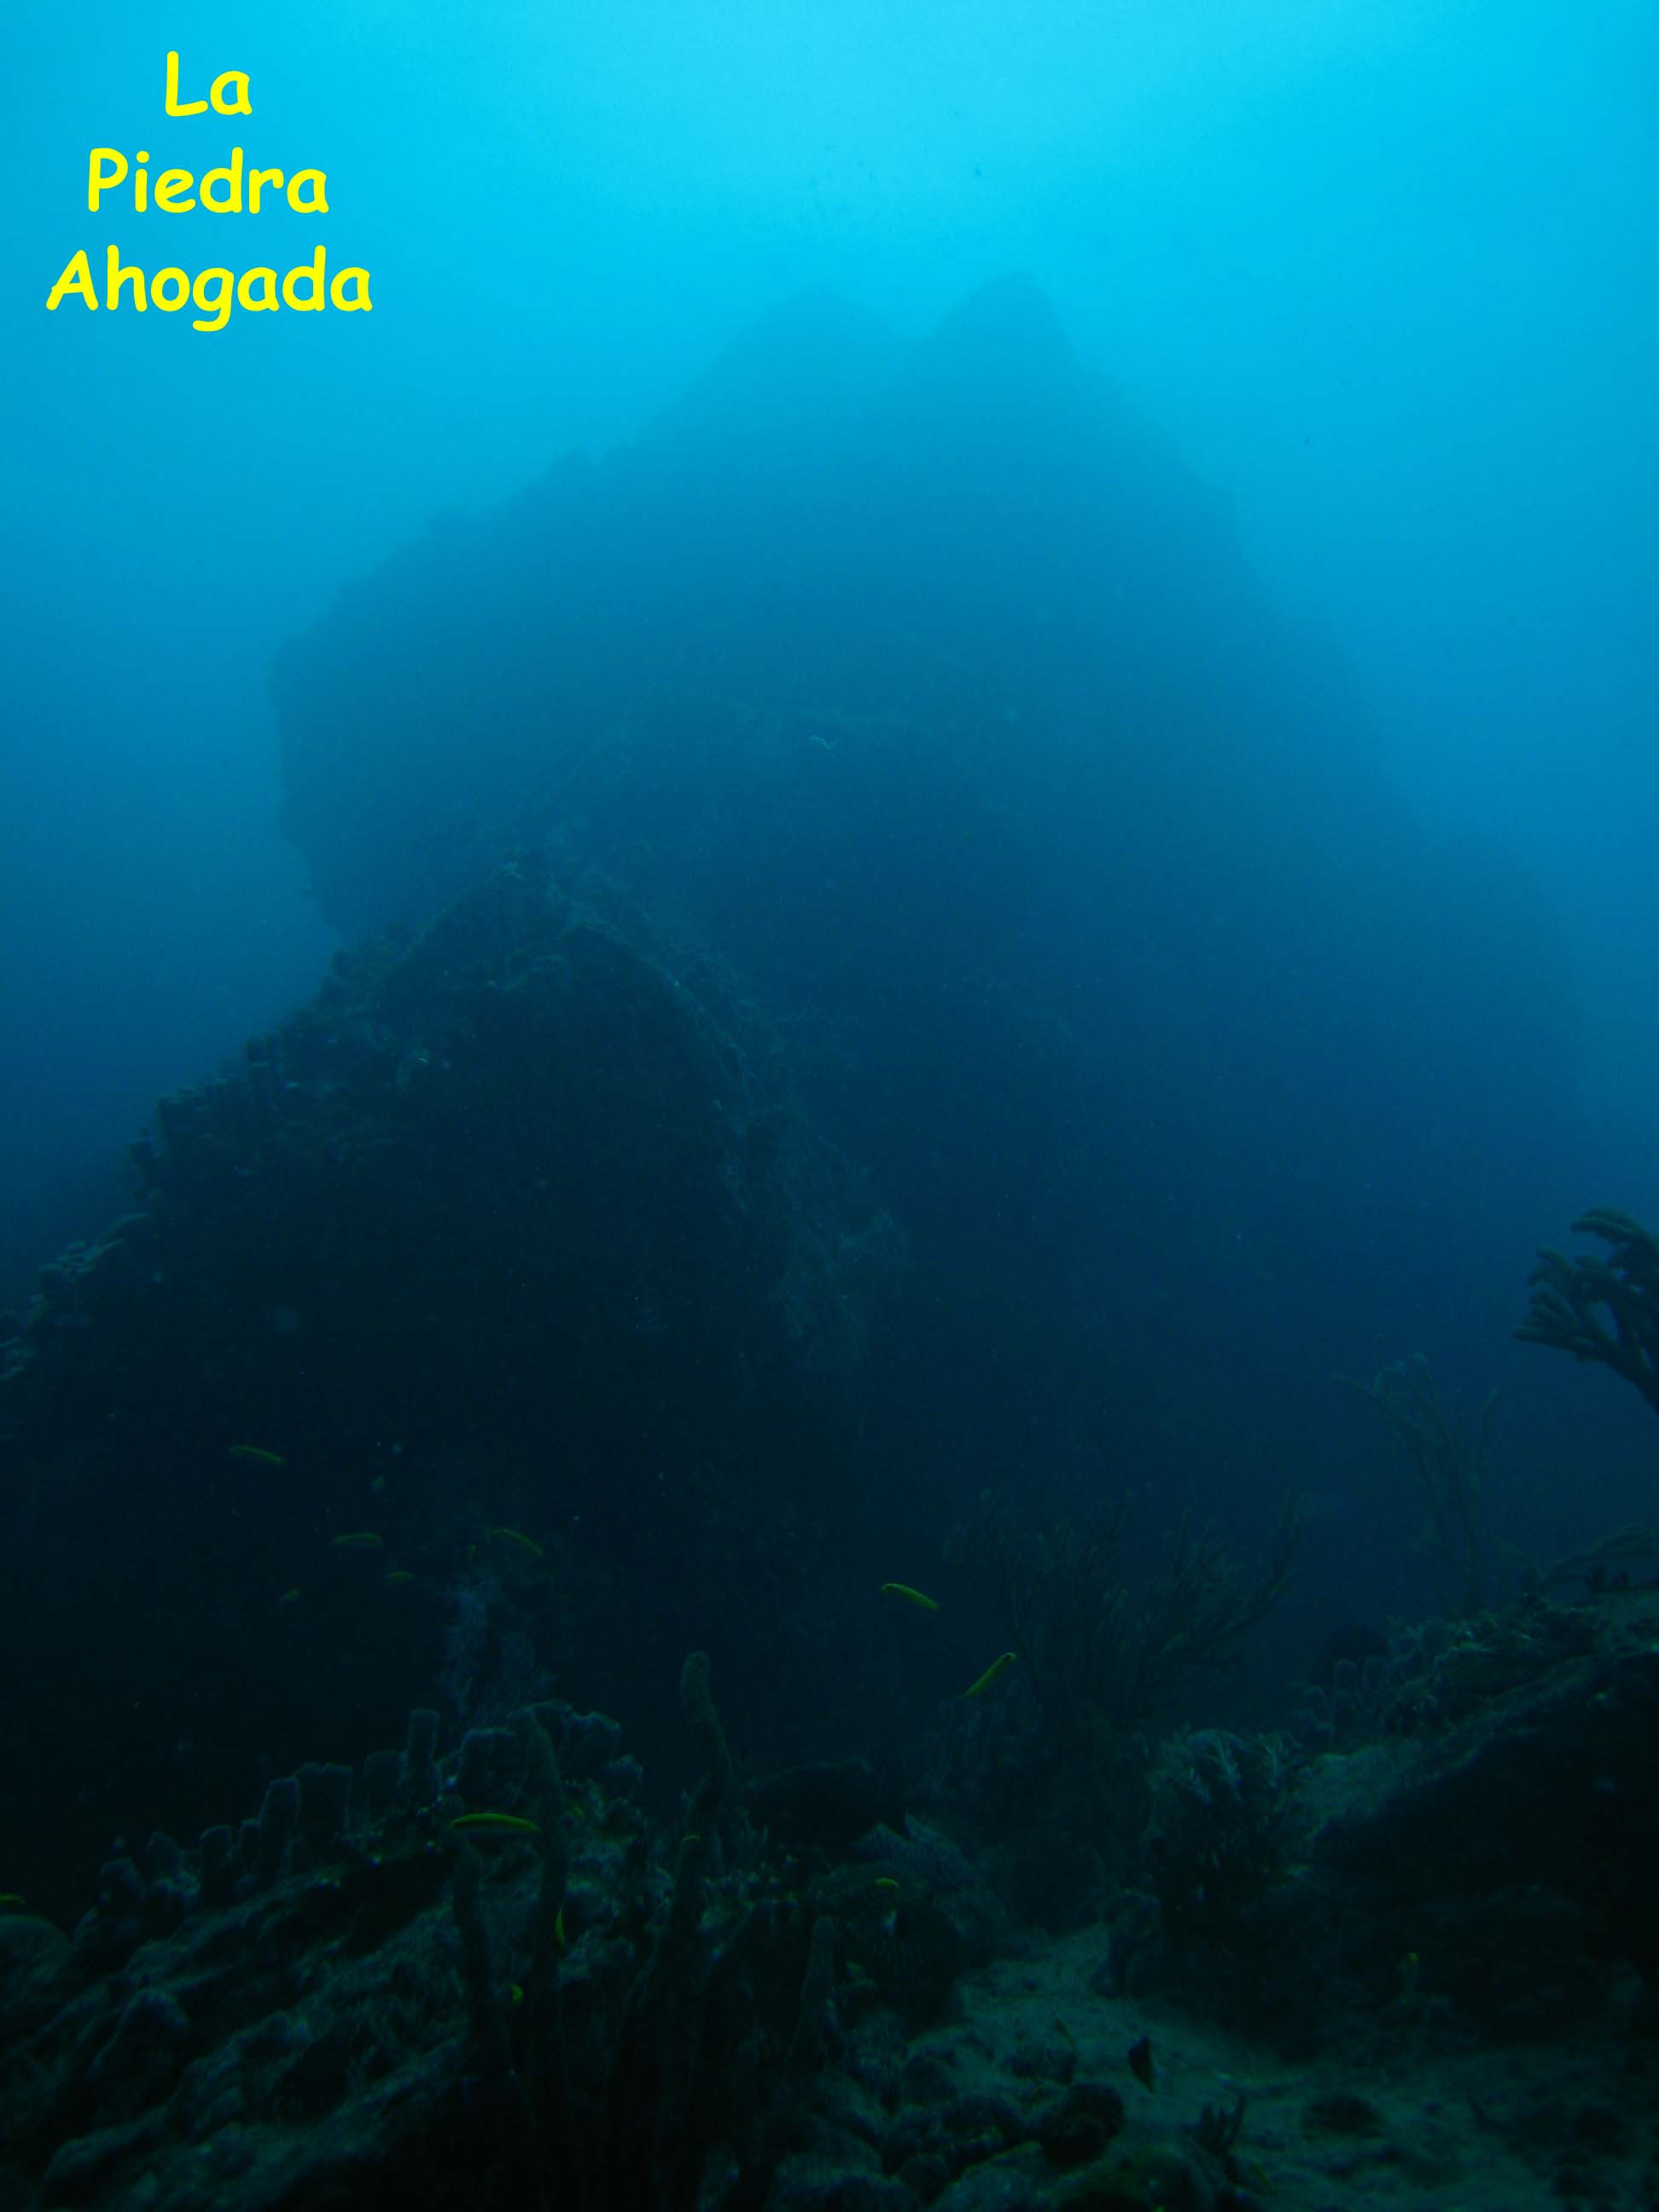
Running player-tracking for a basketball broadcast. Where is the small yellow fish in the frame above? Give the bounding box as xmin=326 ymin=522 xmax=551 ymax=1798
xmin=229 ymin=1444 xmax=284 ymax=1467
xmin=330 ymin=1533 xmax=383 ymax=1551
xmin=448 ymin=1812 xmax=540 ymax=1837
xmin=879 ymin=1582 xmax=940 ymax=1611
xmin=963 ymin=1651 xmax=1018 ymax=1700
xmin=488 ymin=1525 xmax=545 ymax=1561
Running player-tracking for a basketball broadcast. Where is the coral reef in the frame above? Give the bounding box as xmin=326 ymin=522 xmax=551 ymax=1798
xmin=7 ymin=1590 xmax=1656 ymax=2210
xmin=0 ymin=1661 xmax=853 ymax=2212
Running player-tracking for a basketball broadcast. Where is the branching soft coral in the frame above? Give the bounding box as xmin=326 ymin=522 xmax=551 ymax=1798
xmin=946 ymin=1489 xmax=1299 ymax=1759
xmin=1343 ymin=1353 xmax=1496 ymax=1612
xmin=1516 ymin=1208 xmax=1659 ymax=1418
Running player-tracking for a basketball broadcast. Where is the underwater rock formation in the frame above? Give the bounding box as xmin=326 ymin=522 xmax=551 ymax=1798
xmin=1141 ymin=1586 xmax=1659 ymax=2053
xmin=0 ymin=863 xmax=894 ymax=1924
xmin=271 ymin=276 xmax=1580 ymax=1515
xmin=276 ymin=277 xmax=1295 ymax=945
